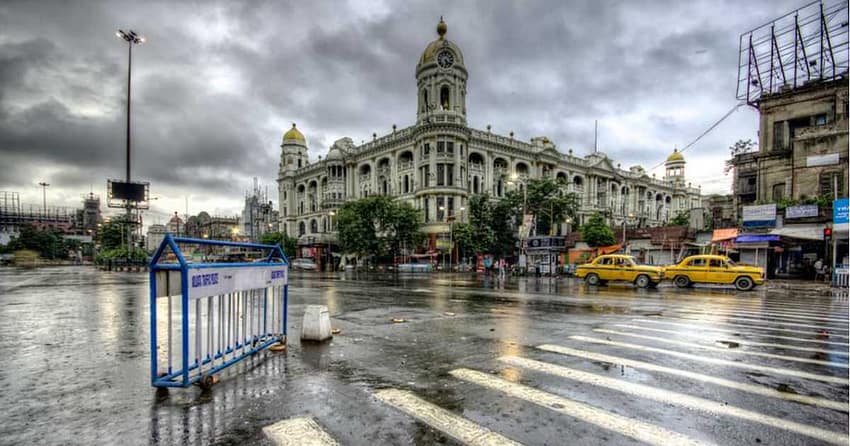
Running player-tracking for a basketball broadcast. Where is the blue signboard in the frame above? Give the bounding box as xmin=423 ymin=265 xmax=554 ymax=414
xmin=835 ymin=198 xmax=849 ymax=224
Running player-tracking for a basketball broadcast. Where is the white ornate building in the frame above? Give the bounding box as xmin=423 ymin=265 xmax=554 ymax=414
xmin=277 ymin=19 xmax=701 ymax=245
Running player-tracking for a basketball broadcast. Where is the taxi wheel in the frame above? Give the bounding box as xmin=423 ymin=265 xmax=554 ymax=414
xmin=735 ymin=276 xmax=754 ymax=291
xmin=674 ymin=275 xmax=691 ymax=288
xmin=635 ymin=275 xmax=651 ymax=289
xmin=586 ymin=273 xmax=601 ymax=286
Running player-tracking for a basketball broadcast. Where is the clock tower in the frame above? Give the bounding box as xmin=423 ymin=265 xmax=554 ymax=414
xmin=416 ymin=18 xmax=467 ymax=125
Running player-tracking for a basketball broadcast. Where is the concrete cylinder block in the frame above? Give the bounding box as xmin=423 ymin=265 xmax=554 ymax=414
xmin=301 ymin=305 xmax=333 ymax=342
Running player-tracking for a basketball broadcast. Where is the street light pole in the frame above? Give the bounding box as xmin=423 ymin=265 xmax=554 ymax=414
xmin=508 ymin=174 xmax=528 ymax=272
xmin=117 ymin=29 xmax=144 ymax=259
xmin=38 ymin=182 xmax=49 ymax=215
xmin=622 ymin=213 xmax=634 ymax=253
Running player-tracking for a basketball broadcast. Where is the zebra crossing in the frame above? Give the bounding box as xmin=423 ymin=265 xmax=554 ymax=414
xmin=264 ymin=297 xmax=849 ymax=445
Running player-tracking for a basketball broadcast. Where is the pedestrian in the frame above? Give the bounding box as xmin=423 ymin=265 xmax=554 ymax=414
xmin=498 ymin=258 xmax=506 ymax=279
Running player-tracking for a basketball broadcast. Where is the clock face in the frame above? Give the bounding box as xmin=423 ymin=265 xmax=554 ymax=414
xmin=437 ymin=50 xmax=454 ymax=68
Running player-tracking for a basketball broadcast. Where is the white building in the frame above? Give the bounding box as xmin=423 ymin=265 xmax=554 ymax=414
xmin=277 ymin=19 xmax=701 ymax=245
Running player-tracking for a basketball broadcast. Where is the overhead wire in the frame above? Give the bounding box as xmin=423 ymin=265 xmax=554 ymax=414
xmin=649 ymin=101 xmax=747 ymax=172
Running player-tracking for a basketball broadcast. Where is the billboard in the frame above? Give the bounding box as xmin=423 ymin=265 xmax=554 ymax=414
xmin=107 ymin=179 xmax=150 ymax=209
xmin=736 ymin=0 xmax=848 ymax=105
xmin=742 ymin=204 xmax=776 ymax=228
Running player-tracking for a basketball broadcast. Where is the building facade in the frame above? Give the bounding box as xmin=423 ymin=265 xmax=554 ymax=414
xmin=277 ymin=19 xmax=702 ymax=245
xmin=730 ymin=79 xmax=848 ymax=214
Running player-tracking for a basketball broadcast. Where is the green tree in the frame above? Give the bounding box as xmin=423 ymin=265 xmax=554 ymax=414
xmin=260 ymin=231 xmax=298 ymax=258
xmin=4 ymin=224 xmax=63 ymax=259
xmin=98 ymin=217 xmax=132 ymax=250
xmin=336 ymin=196 xmax=423 ymax=259
xmin=581 ymin=213 xmax=615 ymax=247
xmin=670 ymin=210 xmax=690 ymax=226
xmin=501 ymin=177 xmax=579 ymax=235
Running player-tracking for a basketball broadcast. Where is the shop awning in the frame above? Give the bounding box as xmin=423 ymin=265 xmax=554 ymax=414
xmin=711 ymin=228 xmax=739 ymax=242
xmin=769 ymin=224 xmax=825 ymax=241
xmin=735 ymin=234 xmax=780 ymax=243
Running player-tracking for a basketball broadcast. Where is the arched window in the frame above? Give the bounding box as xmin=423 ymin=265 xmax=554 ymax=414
xmin=310 ymin=219 xmax=318 ymax=234
xmin=422 ymin=89 xmax=428 ymax=110
xmin=440 ymin=86 xmax=450 ymax=110
xmin=473 ymin=176 xmax=479 ymax=194
xmin=298 ymin=222 xmax=305 ymax=236
xmin=403 ymin=175 xmax=409 ymax=193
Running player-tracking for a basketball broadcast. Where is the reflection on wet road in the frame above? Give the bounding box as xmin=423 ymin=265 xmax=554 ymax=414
xmin=0 ymin=267 xmax=847 ymax=445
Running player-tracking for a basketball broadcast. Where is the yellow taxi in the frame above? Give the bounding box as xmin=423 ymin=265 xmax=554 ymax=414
xmin=575 ymin=254 xmax=664 ymax=288
xmin=664 ymin=254 xmax=765 ymax=291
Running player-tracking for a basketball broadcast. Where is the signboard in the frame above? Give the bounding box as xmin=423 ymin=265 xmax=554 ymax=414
xmin=435 ymin=239 xmax=453 ymax=250
xmin=785 ymin=204 xmax=818 ymax=219
xmin=742 ymin=204 xmax=776 ymax=228
xmin=156 ymin=265 xmax=288 ymax=299
xmin=835 ymin=198 xmax=849 ymax=232
xmin=806 ymin=153 xmax=840 ymax=167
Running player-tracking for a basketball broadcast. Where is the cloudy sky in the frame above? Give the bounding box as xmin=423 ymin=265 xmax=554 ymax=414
xmin=0 ymin=0 xmax=804 ymax=223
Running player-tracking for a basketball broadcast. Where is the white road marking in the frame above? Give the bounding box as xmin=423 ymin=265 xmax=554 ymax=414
xmin=649 ymin=316 xmax=850 ymax=340
xmin=594 ymin=329 xmax=848 ymax=368
xmin=673 ymin=308 xmax=849 ymax=327
xmin=449 ymin=368 xmax=714 ymax=446
xmin=262 ymin=416 xmax=339 ymax=446
xmin=569 ymin=336 xmax=849 ymax=384
xmin=632 ymin=318 xmax=850 ymax=346
xmin=500 ymin=356 xmax=848 ymax=445
xmin=674 ymin=307 xmax=849 ymax=323
xmin=675 ymin=314 xmax=849 ymax=332
xmin=612 ymin=324 xmax=849 ymax=357
xmin=535 ymin=344 xmax=848 ymax=412
xmin=374 ymin=389 xmax=523 ymax=446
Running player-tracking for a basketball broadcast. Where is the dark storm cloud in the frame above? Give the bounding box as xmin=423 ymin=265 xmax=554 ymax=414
xmin=0 ymin=0 xmax=804 ymax=213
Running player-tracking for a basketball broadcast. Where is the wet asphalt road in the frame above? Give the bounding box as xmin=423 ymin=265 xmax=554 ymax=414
xmin=0 ymin=266 xmax=848 ymax=446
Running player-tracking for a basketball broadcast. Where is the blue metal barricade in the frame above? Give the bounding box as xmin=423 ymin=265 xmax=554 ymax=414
xmin=149 ymin=234 xmax=288 ymax=388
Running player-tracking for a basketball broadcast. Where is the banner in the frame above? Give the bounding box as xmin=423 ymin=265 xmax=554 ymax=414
xmin=785 ymin=204 xmax=818 ymax=219
xmin=742 ymin=204 xmax=776 ymax=228
xmin=154 ymin=265 xmax=288 ymax=299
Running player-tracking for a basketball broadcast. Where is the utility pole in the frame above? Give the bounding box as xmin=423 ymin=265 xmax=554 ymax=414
xmin=38 ymin=182 xmax=49 ymax=215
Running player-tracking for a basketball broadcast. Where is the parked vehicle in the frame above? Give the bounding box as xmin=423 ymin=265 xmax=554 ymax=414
xmin=575 ymin=254 xmax=664 ymax=288
xmin=664 ymin=255 xmax=765 ymax=291
xmin=291 ymin=258 xmax=318 ymax=271
xmin=396 ymin=263 xmax=433 ymax=273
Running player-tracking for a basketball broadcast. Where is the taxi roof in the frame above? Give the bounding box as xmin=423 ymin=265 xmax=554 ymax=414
xmin=596 ymin=254 xmax=634 ymax=259
xmin=683 ymin=254 xmax=731 ymax=260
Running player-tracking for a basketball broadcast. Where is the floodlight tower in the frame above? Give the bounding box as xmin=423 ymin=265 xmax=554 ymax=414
xmin=116 ymin=29 xmax=144 ymax=254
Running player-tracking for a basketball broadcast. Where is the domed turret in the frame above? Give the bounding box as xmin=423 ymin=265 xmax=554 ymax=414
xmin=280 ymin=123 xmax=309 ymax=173
xmin=282 ymin=123 xmax=306 ymax=145
xmin=416 ymin=17 xmax=468 ymax=124
xmin=664 ymin=148 xmax=686 ymax=184
xmin=666 ymin=148 xmax=684 ymax=162
xmin=418 ymin=17 xmax=465 ymax=67
xmin=325 ymin=146 xmax=344 ymax=162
